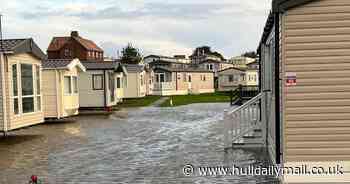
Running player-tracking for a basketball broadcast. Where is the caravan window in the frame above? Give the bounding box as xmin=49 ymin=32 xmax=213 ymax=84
xmin=72 ymin=76 xmax=78 ymax=93
xmin=21 ymin=64 xmax=34 ymax=113
xmin=262 ymin=33 xmax=274 ymax=92
xmin=12 ymin=64 xmax=19 ymax=115
xmin=64 ymin=76 xmax=72 ymax=94
xmin=92 ymin=74 xmax=104 ymax=90
xmin=117 ymin=77 xmax=121 ymax=89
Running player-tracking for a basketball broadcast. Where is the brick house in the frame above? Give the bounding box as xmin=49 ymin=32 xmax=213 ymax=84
xmin=47 ymin=31 xmax=104 ymax=62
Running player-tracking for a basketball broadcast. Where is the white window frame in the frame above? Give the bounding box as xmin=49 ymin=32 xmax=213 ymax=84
xmin=64 ymin=76 xmax=72 ymax=95
xmin=11 ymin=64 xmax=19 ymax=115
xmin=92 ymin=74 xmax=104 ymax=90
xmin=35 ymin=65 xmax=42 ymax=112
xmin=72 ymin=76 xmax=78 ymax=94
xmin=11 ymin=63 xmax=42 ymax=115
xmin=64 ymin=76 xmax=78 ymax=95
xmin=21 ymin=64 xmax=35 ymax=114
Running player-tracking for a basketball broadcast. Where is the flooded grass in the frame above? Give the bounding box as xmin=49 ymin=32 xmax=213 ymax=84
xmin=118 ymin=96 xmax=162 ymax=108
xmin=160 ymin=92 xmax=234 ymax=107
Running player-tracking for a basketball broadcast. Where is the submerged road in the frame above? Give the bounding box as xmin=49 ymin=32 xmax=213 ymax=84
xmin=0 ymin=103 xmax=278 ymax=183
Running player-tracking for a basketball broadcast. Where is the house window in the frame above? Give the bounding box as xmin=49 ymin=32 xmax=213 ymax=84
xmin=12 ymin=64 xmax=19 ymax=114
xmin=64 ymin=76 xmax=72 ymax=94
xmin=117 ymin=77 xmax=121 ymax=89
xmin=228 ymin=75 xmax=234 ymax=82
xmin=72 ymin=76 xmax=78 ymax=93
xmin=64 ymin=49 xmax=70 ymax=57
xmin=35 ymin=65 xmax=41 ymax=111
xmin=92 ymin=74 xmax=104 ymax=90
xmin=21 ymin=64 xmax=34 ymax=113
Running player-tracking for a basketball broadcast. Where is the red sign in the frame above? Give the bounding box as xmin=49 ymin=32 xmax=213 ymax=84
xmin=286 ymin=73 xmax=296 ymax=87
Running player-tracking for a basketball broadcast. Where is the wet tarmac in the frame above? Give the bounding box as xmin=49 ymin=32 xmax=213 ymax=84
xmin=0 ymin=103 xmax=279 ymax=184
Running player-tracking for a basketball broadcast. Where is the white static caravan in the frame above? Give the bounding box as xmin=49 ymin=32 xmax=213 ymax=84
xmin=123 ymin=64 xmax=147 ymax=99
xmin=0 ymin=39 xmax=46 ymax=133
xmin=42 ymin=59 xmax=86 ymax=119
xmin=79 ymin=62 xmax=126 ymax=109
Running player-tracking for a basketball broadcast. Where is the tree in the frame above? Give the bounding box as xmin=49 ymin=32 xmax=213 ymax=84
xmin=120 ymin=43 xmax=143 ymax=64
xmin=191 ymin=46 xmax=225 ymax=61
xmin=241 ymin=51 xmax=257 ymax=58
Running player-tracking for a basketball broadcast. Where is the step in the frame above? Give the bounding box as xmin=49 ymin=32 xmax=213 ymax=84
xmin=243 ymin=136 xmax=263 ymax=144
xmin=232 ymin=142 xmax=265 ymax=148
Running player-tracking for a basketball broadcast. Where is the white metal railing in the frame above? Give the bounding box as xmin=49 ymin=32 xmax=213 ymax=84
xmin=224 ymin=93 xmax=264 ymax=149
xmin=154 ymin=82 xmax=175 ymax=91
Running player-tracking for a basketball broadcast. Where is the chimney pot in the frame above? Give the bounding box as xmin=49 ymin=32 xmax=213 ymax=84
xmin=71 ymin=31 xmax=79 ymax=37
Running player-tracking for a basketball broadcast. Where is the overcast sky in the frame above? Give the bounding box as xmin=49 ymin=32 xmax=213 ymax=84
xmin=0 ymin=0 xmax=272 ymax=58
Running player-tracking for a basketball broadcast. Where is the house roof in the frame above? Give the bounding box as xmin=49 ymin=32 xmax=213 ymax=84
xmin=123 ymin=64 xmax=145 ymax=73
xmin=0 ymin=38 xmax=46 ymax=60
xmin=47 ymin=35 xmax=103 ymax=52
xmin=272 ymin=0 xmax=318 ymax=12
xmin=42 ymin=58 xmax=86 ymax=72
xmin=154 ymin=66 xmax=214 ymax=73
xmin=82 ymin=61 xmax=117 ymax=70
xmin=218 ymin=67 xmax=246 ymax=73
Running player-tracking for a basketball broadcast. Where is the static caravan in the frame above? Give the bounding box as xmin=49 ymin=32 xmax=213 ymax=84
xmin=217 ymin=67 xmax=246 ymax=92
xmin=258 ymin=0 xmax=350 ymax=183
xmin=123 ymin=64 xmax=147 ymax=98
xmin=0 ymin=39 xmax=45 ymax=133
xmin=79 ymin=61 xmax=126 ymax=109
xmin=42 ymin=59 xmax=86 ymax=119
xmin=152 ymin=66 xmax=215 ymax=96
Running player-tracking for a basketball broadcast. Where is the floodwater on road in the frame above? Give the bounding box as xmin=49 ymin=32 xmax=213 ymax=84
xmin=0 ymin=103 xmax=278 ymax=184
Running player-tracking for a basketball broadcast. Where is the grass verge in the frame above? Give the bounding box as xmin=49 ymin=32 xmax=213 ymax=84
xmin=118 ymin=96 xmax=162 ymax=108
xmin=160 ymin=92 xmax=235 ymax=107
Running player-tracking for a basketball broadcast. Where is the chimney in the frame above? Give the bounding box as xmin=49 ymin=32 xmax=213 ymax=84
xmin=71 ymin=31 xmax=79 ymax=37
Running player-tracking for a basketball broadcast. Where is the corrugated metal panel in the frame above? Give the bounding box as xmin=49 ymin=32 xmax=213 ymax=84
xmin=283 ymin=0 xmax=350 ymax=162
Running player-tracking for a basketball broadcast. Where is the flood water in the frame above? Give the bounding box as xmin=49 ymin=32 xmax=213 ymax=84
xmin=0 ymin=103 xmax=278 ymax=184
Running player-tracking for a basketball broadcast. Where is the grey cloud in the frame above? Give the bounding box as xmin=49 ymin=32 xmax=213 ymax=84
xmin=20 ymin=2 xmax=266 ymax=20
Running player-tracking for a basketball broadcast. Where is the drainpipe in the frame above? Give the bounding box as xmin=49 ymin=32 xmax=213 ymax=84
xmin=136 ymin=72 xmax=140 ymax=97
xmin=175 ymin=72 xmax=178 ymax=91
xmin=0 ymin=53 xmax=8 ymax=135
xmin=55 ymin=70 xmax=61 ymax=119
xmin=103 ymin=70 xmax=107 ymax=108
xmin=274 ymin=12 xmax=282 ymax=165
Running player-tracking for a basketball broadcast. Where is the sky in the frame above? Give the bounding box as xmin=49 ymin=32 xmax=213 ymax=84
xmin=0 ymin=0 xmax=272 ymax=58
